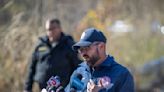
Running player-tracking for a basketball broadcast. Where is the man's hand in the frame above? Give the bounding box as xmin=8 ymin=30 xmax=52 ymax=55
xmin=87 ymin=79 xmax=104 ymax=92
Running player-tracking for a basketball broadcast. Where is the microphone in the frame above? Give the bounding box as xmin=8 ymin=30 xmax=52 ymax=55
xmin=46 ymin=76 xmax=64 ymax=92
xmin=70 ymin=73 xmax=85 ymax=91
xmin=67 ymin=65 xmax=91 ymax=92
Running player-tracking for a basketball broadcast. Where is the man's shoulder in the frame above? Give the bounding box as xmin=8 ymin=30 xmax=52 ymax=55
xmin=38 ymin=35 xmax=48 ymax=43
xmin=104 ymin=56 xmax=128 ymax=73
xmin=33 ymin=36 xmax=49 ymax=51
xmin=63 ymin=35 xmax=75 ymax=45
xmin=106 ymin=59 xmax=132 ymax=77
xmin=114 ymin=63 xmax=131 ymax=74
xmin=60 ymin=35 xmax=75 ymax=52
xmin=64 ymin=35 xmax=74 ymax=41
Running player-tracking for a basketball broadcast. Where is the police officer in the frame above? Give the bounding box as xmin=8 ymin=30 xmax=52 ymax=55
xmin=24 ymin=18 xmax=81 ymax=92
xmin=66 ymin=28 xmax=134 ymax=92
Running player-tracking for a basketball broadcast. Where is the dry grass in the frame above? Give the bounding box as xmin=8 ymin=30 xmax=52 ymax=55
xmin=0 ymin=0 xmax=164 ymax=92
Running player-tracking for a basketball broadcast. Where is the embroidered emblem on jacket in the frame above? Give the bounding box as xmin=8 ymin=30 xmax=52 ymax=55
xmin=99 ymin=76 xmax=114 ymax=90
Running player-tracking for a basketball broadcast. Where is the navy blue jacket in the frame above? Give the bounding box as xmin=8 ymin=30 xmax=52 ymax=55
xmin=66 ymin=55 xmax=134 ymax=92
xmin=24 ymin=33 xmax=82 ymax=91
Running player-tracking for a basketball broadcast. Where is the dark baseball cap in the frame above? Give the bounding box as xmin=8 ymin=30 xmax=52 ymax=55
xmin=73 ymin=28 xmax=106 ymax=51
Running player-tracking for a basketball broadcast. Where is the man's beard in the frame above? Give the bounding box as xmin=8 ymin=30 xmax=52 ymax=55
xmin=85 ymin=48 xmax=100 ymax=67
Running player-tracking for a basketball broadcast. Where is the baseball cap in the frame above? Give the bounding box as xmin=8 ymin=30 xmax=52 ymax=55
xmin=73 ymin=28 xmax=106 ymax=51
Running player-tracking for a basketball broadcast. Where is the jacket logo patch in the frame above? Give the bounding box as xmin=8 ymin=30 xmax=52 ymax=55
xmin=99 ymin=76 xmax=114 ymax=90
xmin=38 ymin=46 xmax=48 ymax=52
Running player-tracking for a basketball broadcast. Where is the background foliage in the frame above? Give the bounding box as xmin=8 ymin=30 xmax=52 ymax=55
xmin=0 ymin=0 xmax=164 ymax=92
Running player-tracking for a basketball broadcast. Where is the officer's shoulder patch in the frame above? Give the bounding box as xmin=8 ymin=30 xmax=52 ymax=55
xmin=38 ymin=46 xmax=48 ymax=52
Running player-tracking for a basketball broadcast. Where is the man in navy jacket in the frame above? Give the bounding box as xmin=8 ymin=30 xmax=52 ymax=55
xmin=66 ymin=28 xmax=134 ymax=92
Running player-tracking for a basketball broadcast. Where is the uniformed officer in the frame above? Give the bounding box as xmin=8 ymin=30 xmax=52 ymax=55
xmin=24 ymin=18 xmax=81 ymax=92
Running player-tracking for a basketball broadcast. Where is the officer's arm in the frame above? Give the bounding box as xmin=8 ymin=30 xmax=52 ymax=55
xmin=24 ymin=51 xmax=38 ymax=92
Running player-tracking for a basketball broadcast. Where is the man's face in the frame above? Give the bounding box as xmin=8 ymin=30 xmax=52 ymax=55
xmin=78 ymin=42 xmax=100 ymax=66
xmin=46 ymin=22 xmax=61 ymax=42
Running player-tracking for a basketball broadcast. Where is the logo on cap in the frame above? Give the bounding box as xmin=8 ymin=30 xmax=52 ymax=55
xmin=81 ymin=32 xmax=86 ymax=39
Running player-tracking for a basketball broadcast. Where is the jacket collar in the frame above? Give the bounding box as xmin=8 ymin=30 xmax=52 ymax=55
xmin=92 ymin=55 xmax=115 ymax=71
xmin=39 ymin=32 xmax=70 ymax=47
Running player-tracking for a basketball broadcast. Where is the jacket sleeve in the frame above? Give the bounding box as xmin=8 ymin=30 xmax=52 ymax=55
xmin=24 ymin=50 xmax=38 ymax=91
xmin=118 ymin=71 xmax=135 ymax=92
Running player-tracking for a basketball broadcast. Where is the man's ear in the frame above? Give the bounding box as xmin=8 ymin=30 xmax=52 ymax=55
xmin=99 ymin=42 xmax=105 ymax=49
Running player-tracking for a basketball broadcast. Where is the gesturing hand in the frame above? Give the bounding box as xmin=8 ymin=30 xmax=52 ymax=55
xmin=87 ymin=79 xmax=104 ymax=92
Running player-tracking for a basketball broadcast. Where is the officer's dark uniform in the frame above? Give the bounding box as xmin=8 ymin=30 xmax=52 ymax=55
xmin=24 ymin=33 xmax=81 ymax=91
xmin=66 ymin=55 xmax=134 ymax=92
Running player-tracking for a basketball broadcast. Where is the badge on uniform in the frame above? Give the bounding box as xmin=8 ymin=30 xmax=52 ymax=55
xmin=38 ymin=46 xmax=48 ymax=52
